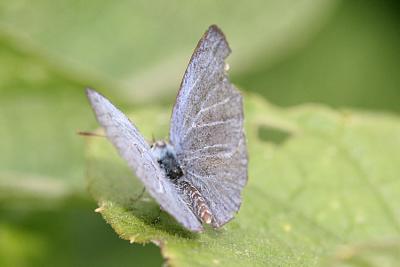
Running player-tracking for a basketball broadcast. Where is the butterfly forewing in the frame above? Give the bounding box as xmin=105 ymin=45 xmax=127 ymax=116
xmin=86 ymin=89 xmax=202 ymax=232
xmin=170 ymin=25 xmax=248 ymax=227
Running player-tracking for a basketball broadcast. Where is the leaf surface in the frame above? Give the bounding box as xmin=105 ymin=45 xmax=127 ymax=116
xmin=0 ymin=0 xmax=338 ymax=102
xmin=86 ymin=94 xmax=400 ymax=266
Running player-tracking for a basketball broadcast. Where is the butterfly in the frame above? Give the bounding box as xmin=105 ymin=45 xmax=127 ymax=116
xmin=86 ymin=25 xmax=247 ymax=232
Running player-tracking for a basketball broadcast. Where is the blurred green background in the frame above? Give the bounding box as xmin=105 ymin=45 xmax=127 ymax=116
xmin=0 ymin=0 xmax=399 ymax=266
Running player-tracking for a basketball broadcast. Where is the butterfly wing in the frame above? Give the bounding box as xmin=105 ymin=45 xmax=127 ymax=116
xmin=169 ymin=25 xmax=248 ymax=227
xmin=86 ymin=89 xmax=202 ymax=232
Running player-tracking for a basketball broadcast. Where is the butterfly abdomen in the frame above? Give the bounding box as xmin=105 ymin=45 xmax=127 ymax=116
xmin=179 ymin=181 xmax=213 ymax=225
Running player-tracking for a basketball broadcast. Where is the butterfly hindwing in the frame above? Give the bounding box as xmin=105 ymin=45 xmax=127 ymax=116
xmin=169 ymin=25 xmax=248 ymax=227
xmin=86 ymin=89 xmax=202 ymax=232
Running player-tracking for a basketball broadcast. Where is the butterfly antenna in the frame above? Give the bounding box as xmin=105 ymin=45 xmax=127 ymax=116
xmin=77 ymin=131 xmax=105 ymax=138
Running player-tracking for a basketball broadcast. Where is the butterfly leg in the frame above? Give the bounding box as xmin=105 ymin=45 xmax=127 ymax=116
xmin=129 ymin=187 xmax=146 ymax=205
xmin=151 ymin=207 xmax=162 ymax=225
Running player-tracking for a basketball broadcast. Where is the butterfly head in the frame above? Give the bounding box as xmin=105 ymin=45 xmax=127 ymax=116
xmin=150 ymin=140 xmax=170 ymax=157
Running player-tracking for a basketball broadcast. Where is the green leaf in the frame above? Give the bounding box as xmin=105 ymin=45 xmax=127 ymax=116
xmin=0 ymin=198 xmax=163 ymax=267
xmin=0 ymin=29 xmax=109 ymax=208
xmin=236 ymin=0 xmax=400 ymax=114
xmin=322 ymin=239 xmax=400 ymax=267
xmin=0 ymin=0 xmax=338 ymax=102
xmin=86 ymin=94 xmax=400 ymax=266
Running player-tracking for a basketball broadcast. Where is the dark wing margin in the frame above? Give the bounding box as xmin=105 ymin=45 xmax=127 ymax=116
xmin=86 ymin=89 xmax=202 ymax=232
xmin=169 ymin=25 xmax=248 ymax=227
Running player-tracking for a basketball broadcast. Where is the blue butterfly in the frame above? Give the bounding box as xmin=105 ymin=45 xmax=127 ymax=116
xmin=86 ymin=25 xmax=247 ymax=232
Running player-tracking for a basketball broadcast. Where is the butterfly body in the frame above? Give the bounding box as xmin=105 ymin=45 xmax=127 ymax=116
xmin=151 ymin=140 xmax=213 ymax=225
